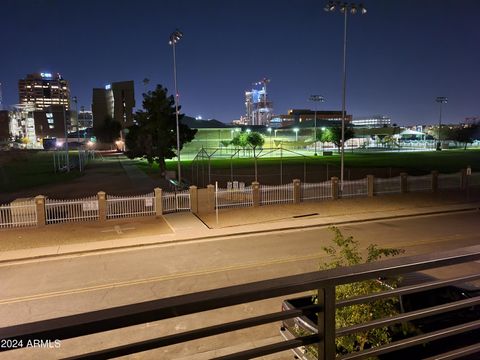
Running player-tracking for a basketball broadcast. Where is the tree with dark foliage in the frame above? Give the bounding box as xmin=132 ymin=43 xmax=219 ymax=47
xmin=125 ymin=85 xmax=197 ymax=176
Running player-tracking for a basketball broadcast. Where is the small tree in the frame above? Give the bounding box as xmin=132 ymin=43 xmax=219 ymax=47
xmin=329 ymin=126 xmax=355 ymax=150
xmin=315 ymin=227 xmax=405 ymax=355
xmin=247 ymin=132 xmax=265 ymax=157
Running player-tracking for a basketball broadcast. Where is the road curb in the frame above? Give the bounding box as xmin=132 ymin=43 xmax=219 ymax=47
xmin=0 ymin=205 xmax=478 ymax=265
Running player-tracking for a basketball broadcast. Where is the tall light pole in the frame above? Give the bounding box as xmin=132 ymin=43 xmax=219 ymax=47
xmin=309 ymin=95 xmax=325 ymax=156
xmin=325 ymin=1 xmax=366 ymax=191
xmin=435 ymin=96 xmax=448 ymax=151
xmin=169 ymin=29 xmax=183 ymax=184
xmin=72 ymin=96 xmax=81 ymax=171
xmin=293 ymin=127 xmax=299 ymax=142
xmin=61 ymin=89 xmax=70 ymax=172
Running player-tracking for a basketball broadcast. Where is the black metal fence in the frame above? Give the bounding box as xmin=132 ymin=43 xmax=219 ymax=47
xmin=2 ymin=245 xmax=480 ymax=359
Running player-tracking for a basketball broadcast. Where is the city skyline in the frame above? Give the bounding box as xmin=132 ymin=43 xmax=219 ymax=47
xmin=1 ymin=0 xmax=479 ymax=126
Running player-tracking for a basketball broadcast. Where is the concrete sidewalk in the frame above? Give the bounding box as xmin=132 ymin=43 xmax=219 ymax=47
xmin=0 ymin=190 xmax=479 ymax=263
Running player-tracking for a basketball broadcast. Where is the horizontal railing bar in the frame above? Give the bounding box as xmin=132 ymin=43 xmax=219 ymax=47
xmin=337 ymin=296 xmax=480 ymax=337
xmin=63 ymin=308 xmax=318 ymax=359
xmin=211 ymin=335 xmax=319 ymax=360
xmin=337 ymin=273 xmax=480 ymax=308
xmin=423 ymin=342 xmax=480 ymax=360
xmin=2 ymin=246 xmax=480 ymax=347
xmin=338 ymin=319 xmax=480 ymax=360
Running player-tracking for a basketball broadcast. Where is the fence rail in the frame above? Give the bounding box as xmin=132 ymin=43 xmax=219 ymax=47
xmin=162 ymin=191 xmax=191 ymax=213
xmin=438 ymin=172 xmax=462 ymax=190
xmin=374 ymin=176 xmax=401 ymax=195
xmin=107 ymin=193 xmax=155 ymax=219
xmin=216 ymin=186 xmax=253 ymax=209
xmin=260 ymin=183 xmax=294 ymax=205
xmin=301 ymin=181 xmax=332 ymax=201
xmin=341 ymin=178 xmax=368 ymax=198
xmin=3 ymin=245 xmax=480 ymax=360
xmin=45 ymin=196 xmax=99 ymax=224
xmin=408 ymin=174 xmax=432 ymax=192
xmin=0 ymin=200 xmax=37 ymax=229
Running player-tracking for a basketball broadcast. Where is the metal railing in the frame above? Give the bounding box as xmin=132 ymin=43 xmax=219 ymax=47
xmin=2 ymin=245 xmax=480 ymax=359
xmin=45 ymin=196 xmax=99 ymax=224
xmin=260 ymin=183 xmax=294 ymax=205
xmin=216 ymin=186 xmax=254 ymax=209
xmin=301 ymin=181 xmax=332 ymax=201
xmin=408 ymin=174 xmax=432 ymax=192
xmin=374 ymin=176 xmax=401 ymax=195
xmin=162 ymin=191 xmax=191 ymax=213
xmin=438 ymin=172 xmax=462 ymax=190
xmin=341 ymin=178 xmax=368 ymax=198
xmin=0 ymin=200 xmax=37 ymax=229
xmin=106 ymin=193 xmax=155 ymax=219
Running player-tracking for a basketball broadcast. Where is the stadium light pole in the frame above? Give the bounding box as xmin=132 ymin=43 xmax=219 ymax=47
xmin=435 ymin=96 xmax=448 ymax=151
xmin=324 ymin=1 xmax=366 ymax=192
xmin=169 ymin=29 xmax=183 ymax=184
xmin=309 ymin=95 xmax=325 ymax=156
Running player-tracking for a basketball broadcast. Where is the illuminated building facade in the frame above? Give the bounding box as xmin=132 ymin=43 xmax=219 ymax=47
xmin=18 ymin=72 xmax=70 ymax=110
xmin=244 ymin=78 xmax=273 ymax=126
xmin=352 ymin=115 xmax=391 ymax=128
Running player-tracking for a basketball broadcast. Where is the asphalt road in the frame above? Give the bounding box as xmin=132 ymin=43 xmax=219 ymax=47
xmin=1 ymin=211 xmax=479 ymax=359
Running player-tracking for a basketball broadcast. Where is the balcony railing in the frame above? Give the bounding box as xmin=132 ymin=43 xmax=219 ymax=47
xmin=1 ymin=245 xmax=480 ymax=359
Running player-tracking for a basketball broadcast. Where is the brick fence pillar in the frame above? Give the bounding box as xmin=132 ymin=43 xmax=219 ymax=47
xmin=400 ymin=172 xmax=408 ymax=193
xmin=35 ymin=195 xmax=46 ymax=227
xmin=331 ymin=177 xmax=339 ymax=200
xmin=206 ymin=184 xmax=215 ymax=213
xmin=98 ymin=191 xmax=107 ymax=222
xmin=154 ymin=187 xmax=163 ymax=216
xmin=367 ymin=175 xmax=374 ymax=197
xmin=252 ymin=181 xmax=260 ymax=207
xmin=189 ymin=185 xmax=198 ymax=214
xmin=293 ymin=179 xmax=301 ymax=203
xmin=431 ymin=171 xmax=439 ymax=193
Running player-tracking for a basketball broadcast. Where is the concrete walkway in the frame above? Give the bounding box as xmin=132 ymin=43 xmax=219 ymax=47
xmin=0 ymin=190 xmax=479 ymax=263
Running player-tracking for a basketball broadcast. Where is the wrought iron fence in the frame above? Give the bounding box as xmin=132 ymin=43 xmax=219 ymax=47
xmin=0 ymin=200 xmax=37 ymax=229
xmin=301 ymin=181 xmax=332 ymax=201
xmin=438 ymin=172 xmax=462 ymax=190
xmin=162 ymin=191 xmax=191 ymax=213
xmin=216 ymin=183 xmax=253 ymax=209
xmin=341 ymin=178 xmax=368 ymax=198
xmin=107 ymin=193 xmax=156 ymax=219
xmin=408 ymin=174 xmax=432 ymax=192
xmin=374 ymin=176 xmax=401 ymax=195
xmin=260 ymin=183 xmax=294 ymax=205
xmin=45 ymin=196 xmax=99 ymax=224
xmin=3 ymin=246 xmax=480 ymax=360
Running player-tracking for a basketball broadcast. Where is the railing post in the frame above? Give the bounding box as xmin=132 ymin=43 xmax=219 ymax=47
xmin=367 ymin=175 xmax=374 ymax=197
xmin=461 ymin=167 xmax=471 ymax=190
xmin=400 ymin=172 xmax=408 ymax=193
xmin=293 ymin=179 xmax=301 ymax=203
xmin=317 ymin=286 xmax=336 ymax=360
xmin=98 ymin=191 xmax=107 ymax=222
xmin=431 ymin=170 xmax=439 ymax=193
xmin=34 ymin=195 xmax=46 ymax=227
xmin=206 ymin=184 xmax=215 ymax=213
xmin=331 ymin=177 xmax=339 ymax=200
xmin=252 ymin=181 xmax=260 ymax=207
xmin=154 ymin=187 xmax=163 ymax=216
xmin=189 ymin=185 xmax=198 ymax=214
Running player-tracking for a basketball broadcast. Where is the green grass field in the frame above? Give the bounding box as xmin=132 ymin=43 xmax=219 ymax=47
xmin=0 ymin=151 xmax=82 ymax=193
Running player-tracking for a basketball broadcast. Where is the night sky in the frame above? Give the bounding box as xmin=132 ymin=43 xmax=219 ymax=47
xmin=1 ymin=0 xmax=479 ymax=126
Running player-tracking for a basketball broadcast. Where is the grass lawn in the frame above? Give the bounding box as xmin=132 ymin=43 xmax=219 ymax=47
xmin=0 ymin=151 xmax=83 ymax=193
xmin=155 ymin=149 xmax=480 ymax=174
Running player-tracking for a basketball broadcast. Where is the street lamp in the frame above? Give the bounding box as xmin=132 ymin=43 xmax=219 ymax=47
xmin=267 ymin=127 xmax=272 ymax=147
xmin=435 ymin=96 xmax=448 ymax=151
xmin=169 ymin=29 xmax=184 ymax=184
xmin=293 ymin=127 xmax=299 ymax=142
xmin=309 ymin=95 xmax=325 ymax=156
xmin=325 ymin=1 xmax=366 ymax=192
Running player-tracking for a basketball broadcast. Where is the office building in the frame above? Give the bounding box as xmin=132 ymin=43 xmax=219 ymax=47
xmin=18 ymin=72 xmax=70 ymax=110
xmin=352 ymin=115 xmax=391 ymax=128
xmin=92 ymin=81 xmax=135 ymax=134
xmin=270 ymin=109 xmax=352 ymax=128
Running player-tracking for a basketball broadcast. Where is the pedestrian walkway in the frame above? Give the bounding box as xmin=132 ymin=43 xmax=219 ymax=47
xmin=0 ymin=191 xmax=478 ymax=263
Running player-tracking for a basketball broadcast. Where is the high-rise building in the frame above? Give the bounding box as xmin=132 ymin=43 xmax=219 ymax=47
xmin=18 ymin=72 xmax=70 ymax=110
xmin=92 ymin=81 xmax=135 ymax=133
xmin=244 ymin=78 xmax=274 ymax=126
